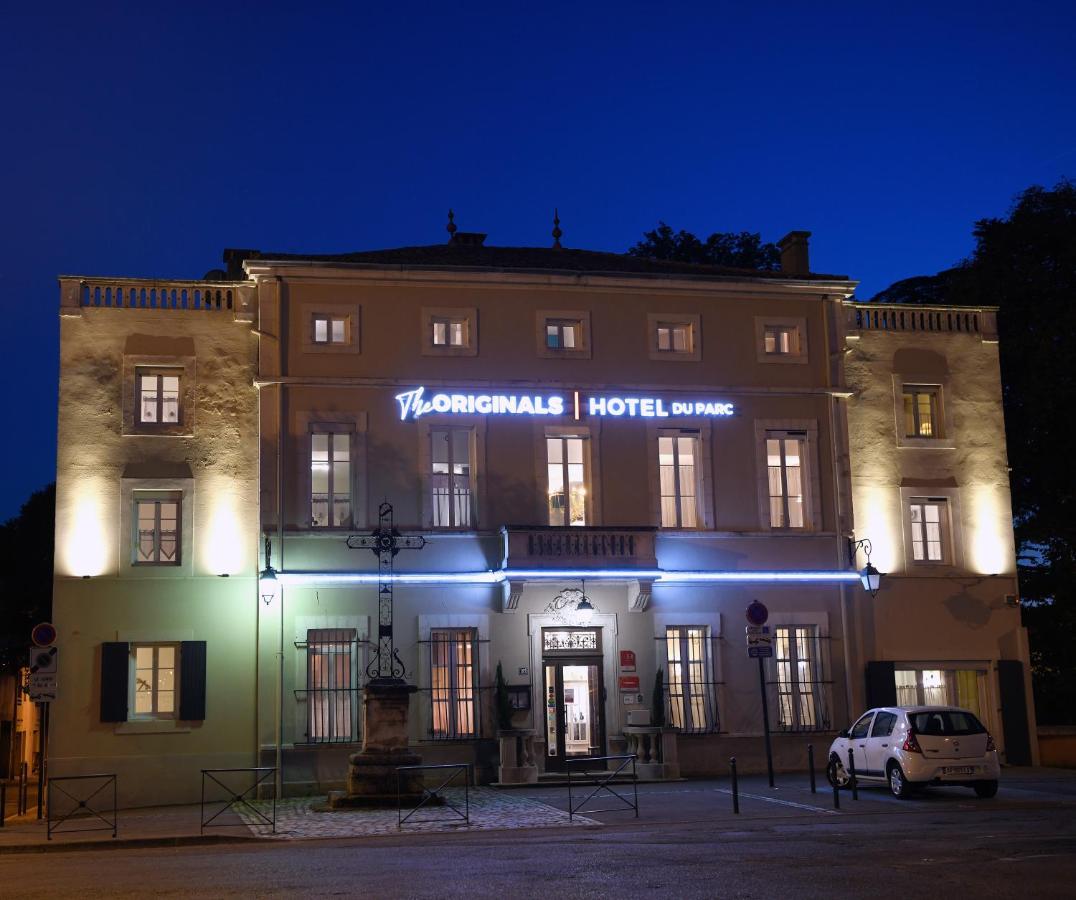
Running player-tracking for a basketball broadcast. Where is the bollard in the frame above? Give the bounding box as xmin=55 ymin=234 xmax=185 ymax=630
xmin=848 ymin=748 xmax=859 ymax=801
xmin=808 ymin=744 xmax=816 ymax=794
xmin=730 ymin=757 xmax=740 ymax=814
xmin=832 ymin=766 xmax=840 ymax=809
xmin=19 ymin=763 xmax=27 ymax=816
xmin=1 ymin=781 xmax=5 ymax=827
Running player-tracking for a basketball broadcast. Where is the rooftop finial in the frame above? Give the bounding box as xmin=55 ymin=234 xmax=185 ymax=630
xmin=446 ymin=209 xmax=457 ymax=240
xmin=552 ymin=208 xmax=563 ymax=249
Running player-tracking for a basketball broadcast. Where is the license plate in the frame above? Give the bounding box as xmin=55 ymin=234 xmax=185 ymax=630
xmin=942 ymin=766 xmax=976 ymax=775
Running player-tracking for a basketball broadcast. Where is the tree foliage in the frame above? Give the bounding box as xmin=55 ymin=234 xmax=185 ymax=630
xmin=628 ymin=222 xmax=780 ymax=270
xmin=0 ymin=483 xmax=55 ymax=674
xmin=873 ymin=180 xmax=1076 ymax=723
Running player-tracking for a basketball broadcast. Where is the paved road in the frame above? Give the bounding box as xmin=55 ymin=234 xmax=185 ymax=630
xmin=4 ymin=774 xmax=1075 ymax=898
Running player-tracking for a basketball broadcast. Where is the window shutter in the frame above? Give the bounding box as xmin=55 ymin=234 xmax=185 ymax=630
xmin=997 ymin=659 xmax=1032 ymax=765
xmin=865 ymin=661 xmax=897 ymax=709
xmin=179 ymin=641 xmax=207 ymax=721
xmin=100 ymin=642 xmax=130 ymax=722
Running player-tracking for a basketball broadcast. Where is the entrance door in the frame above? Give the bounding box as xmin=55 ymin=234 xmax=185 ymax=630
xmin=543 ymin=660 xmax=604 ymax=771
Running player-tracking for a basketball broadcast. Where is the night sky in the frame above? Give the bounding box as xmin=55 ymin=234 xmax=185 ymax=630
xmin=2 ymin=1 xmax=1073 ymax=520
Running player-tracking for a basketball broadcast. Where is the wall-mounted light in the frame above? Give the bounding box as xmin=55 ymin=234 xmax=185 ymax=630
xmin=849 ymin=537 xmax=883 ymax=598
xmin=259 ymin=536 xmax=279 ymax=606
xmin=575 ymin=595 xmax=595 ymax=626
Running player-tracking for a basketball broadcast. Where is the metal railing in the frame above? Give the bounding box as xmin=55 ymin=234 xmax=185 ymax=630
xmin=47 ymin=774 xmax=117 ymax=840
xmin=200 ymin=767 xmax=276 ymax=835
xmin=396 ymin=763 xmax=472 ymax=829
xmin=566 ymin=754 xmax=639 ymax=821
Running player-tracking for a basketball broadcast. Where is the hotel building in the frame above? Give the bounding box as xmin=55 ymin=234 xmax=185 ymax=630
xmin=50 ymin=227 xmax=1037 ymax=804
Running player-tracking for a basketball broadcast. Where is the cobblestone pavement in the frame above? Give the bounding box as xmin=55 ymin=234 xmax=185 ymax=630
xmin=237 ymin=788 xmax=597 ymax=839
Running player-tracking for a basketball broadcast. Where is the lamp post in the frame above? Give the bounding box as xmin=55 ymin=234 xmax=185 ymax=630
xmin=849 ymin=538 xmax=882 ymax=598
xmin=259 ymin=536 xmax=279 ymax=606
xmin=258 ymin=535 xmax=283 ymax=799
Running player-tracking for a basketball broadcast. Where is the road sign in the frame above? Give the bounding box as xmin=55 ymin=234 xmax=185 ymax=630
xmin=28 ymin=646 xmax=58 ymax=702
xmin=31 ymin=622 xmax=57 ymax=647
xmin=746 ymin=625 xmax=774 ymax=658
xmin=746 ymin=600 xmax=769 ymax=626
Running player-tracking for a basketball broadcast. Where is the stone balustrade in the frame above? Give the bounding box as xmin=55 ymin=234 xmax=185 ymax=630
xmin=501 ymin=526 xmax=658 ymax=570
xmin=497 ymin=729 xmax=538 ymax=784
xmin=623 ymin=726 xmax=681 ymax=780
xmin=59 ymin=276 xmax=256 ymax=321
xmin=846 ymin=302 xmax=997 ymax=341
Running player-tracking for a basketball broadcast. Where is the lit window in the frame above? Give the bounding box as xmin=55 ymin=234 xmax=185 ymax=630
xmin=313 ymin=315 xmax=348 ymax=345
xmin=431 ymin=429 xmax=473 ymax=528
xmin=311 ymin=431 xmax=351 ymax=528
xmin=766 ymin=432 xmax=806 ymax=528
xmin=138 ymin=370 xmax=181 ymax=424
xmin=132 ymin=644 xmax=177 ymax=719
xmin=432 ymin=318 xmax=467 ymax=347
xmin=547 ymin=436 xmax=587 ymax=526
xmin=545 ymin=320 xmax=579 ymax=350
xmin=307 ymin=629 xmax=356 ymax=742
xmin=903 ymin=386 xmax=941 ymax=438
xmin=430 ymin=629 xmax=477 ymax=739
xmin=135 ymin=495 xmax=181 ymax=565
xmin=659 ymin=435 xmax=699 ymax=527
xmin=896 ymin=667 xmax=981 ymax=715
xmin=909 ymin=498 xmax=949 ymax=562
xmin=775 ymin=626 xmax=826 ymax=730
xmin=763 ymin=325 xmax=799 ymax=356
xmin=666 ymin=627 xmax=716 ymax=733
xmin=657 ymin=323 xmax=692 ymax=353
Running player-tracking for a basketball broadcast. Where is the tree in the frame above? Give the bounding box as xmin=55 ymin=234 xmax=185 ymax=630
xmin=873 ymin=180 xmax=1076 ymax=723
xmin=628 ymin=222 xmax=781 ymax=270
xmin=0 ymin=484 xmax=55 ymax=674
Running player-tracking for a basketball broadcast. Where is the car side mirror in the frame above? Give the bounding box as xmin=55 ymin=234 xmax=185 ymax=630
xmin=838 ymin=729 xmax=850 ymax=739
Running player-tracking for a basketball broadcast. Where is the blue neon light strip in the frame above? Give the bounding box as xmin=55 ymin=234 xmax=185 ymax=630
xmin=277 ymin=568 xmax=863 ymax=586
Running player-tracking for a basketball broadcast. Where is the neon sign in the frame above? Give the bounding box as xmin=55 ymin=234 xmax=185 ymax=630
xmin=395 ymin=386 xmax=735 ymax=421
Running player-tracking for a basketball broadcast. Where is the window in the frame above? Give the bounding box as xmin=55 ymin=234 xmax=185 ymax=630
xmin=431 ymin=428 xmax=473 ymax=527
xmin=871 ymin=711 xmax=897 ymax=738
xmin=311 ymin=431 xmax=351 ymax=527
xmin=766 ymin=432 xmax=806 ymax=528
xmin=132 ymin=644 xmax=177 ymax=719
xmin=657 ymin=323 xmax=691 ymax=353
xmin=903 ymin=386 xmax=941 ymax=438
xmin=666 ymin=627 xmax=716 ymax=733
xmin=763 ymin=325 xmax=799 ymax=356
xmin=138 ymin=369 xmax=181 ymax=424
xmin=135 ymin=494 xmax=181 ymax=565
xmin=775 ymin=625 xmax=827 ymax=730
xmin=849 ymin=712 xmax=874 ymax=740
xmin=430 ymin=629 xmax=477 ymax=739
xmin=313 ymin=315 xmax=348 ymax=345
xmin=659 ymin=434 xmax=699 ymax=527
xmin=547 ymin=436 xmax=588 ymax=526
xmin=432 ymin=317 xmax=467 ymax=347
xmin=307 ymin=629 xmax=356 ymax=742
xmin=908 ymin=498 xmax=950 ymax=563
xmin=896 ymin=667 xmax=981 ymax=715
xmin=545 ymin=319 xmax=579 ymax=350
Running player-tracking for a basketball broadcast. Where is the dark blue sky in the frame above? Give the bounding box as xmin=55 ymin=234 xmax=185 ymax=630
xmin=2 ymin=1 xmax=1073 ymax=520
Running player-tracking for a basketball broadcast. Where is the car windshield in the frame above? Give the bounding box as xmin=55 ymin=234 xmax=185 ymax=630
xmin=910 ymin=710 xmax=986 ymax=736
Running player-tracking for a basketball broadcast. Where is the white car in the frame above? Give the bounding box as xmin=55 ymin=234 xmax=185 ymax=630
xmin=827 ymin=706 xmax=1000 ymax=799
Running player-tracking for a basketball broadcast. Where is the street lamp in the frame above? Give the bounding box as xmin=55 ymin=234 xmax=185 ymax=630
xmin=850 ymin=537 xmax=882 ymax=598
xmin=259 ymin=536 xmax=279 ymax=606
xmin=575 ymin=595 xmax=595 ymax=626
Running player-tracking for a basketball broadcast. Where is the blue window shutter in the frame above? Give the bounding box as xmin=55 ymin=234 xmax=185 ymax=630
xmin=179 ymin=641 xmax=207 ymax=721
xmin=100 ymin=642 xmax=130 ymax=722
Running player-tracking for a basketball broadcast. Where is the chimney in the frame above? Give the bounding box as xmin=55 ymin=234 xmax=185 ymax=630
xmin=777 ymin=231 xmax=811 ymax=276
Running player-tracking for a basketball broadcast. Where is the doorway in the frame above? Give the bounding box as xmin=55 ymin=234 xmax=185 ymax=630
xmin=541 ymin=628 xmax=605 ymax=771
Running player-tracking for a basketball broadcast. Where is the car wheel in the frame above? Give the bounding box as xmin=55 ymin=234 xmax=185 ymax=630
xmin=887 ymin=761 xmax=913 ymax=799
xmin=973 ymin=780 xmax=998 ymax=799
xmin=827 ymin=754 xmax=850 ymax=789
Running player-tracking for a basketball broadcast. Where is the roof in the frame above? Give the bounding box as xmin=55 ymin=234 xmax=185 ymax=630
xmin=223 ymin=243 xmax=850 ymax=283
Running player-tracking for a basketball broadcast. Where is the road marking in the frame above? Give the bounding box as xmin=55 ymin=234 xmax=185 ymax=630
xmin=712 ymin=788 xmax=840 ymax=815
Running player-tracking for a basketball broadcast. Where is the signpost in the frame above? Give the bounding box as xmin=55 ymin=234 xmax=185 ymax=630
xmin=28 ymin=624 xmax=57 ymax=821
xmin=745 ymin=601 xmax=775 ymax=787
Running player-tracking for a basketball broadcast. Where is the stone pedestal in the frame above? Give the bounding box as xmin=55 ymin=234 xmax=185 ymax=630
xmin=328 ymin=679 xmax=424 ymax=808
xmin=497 ymin=729 xmax=538 ymax=784
xmin=624 ymin=726 xmax=681 ymax=780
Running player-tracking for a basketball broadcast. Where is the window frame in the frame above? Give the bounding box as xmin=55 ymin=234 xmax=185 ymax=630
xmin=429 ymin=628 xmax=479 ymax=740
xmin=312 ymin=314 xmax=349 ymax=345
xmin=133 ymin=492 xmax=182 ymax=567
xmin=657 ymin=432 xmax=702 ymax=528
xmin=545 ymin=433 xmax=591 ymax=526
xmin=301 ymin=302 xmax=361 ymax=355
xmin=766 ymin=431 xmax=807 ymax=530
xmin=773 ymin=624 xmax=829 ymax=731
xmin=755 ymin=420 xmax=821 ymax=532
xmin=907 ymin=496 xmax=953 ymax=565
xmin=535 ymin=309 xmax=591 ymax=359
xmin=136 ymin=367 xmax=183 ymax=427
xmin=754 ymin=316 xmax=808 ymax=365
xmin=647 ymin=313 xmax=702 ymax=362
xmin=130 ymin=642 xmax=179 ymax=721
xmin=421 ymin=306 xmax=477 ymax=357
xmin=665 ymin=626 xmax=717 ymax=733
xmin=305 ymin=628 xmax=358 ymax=743
xmin=429 ymin=426 xmax=475 ymax=529
xmin=309 ymin=426 xmax=354 ymax=529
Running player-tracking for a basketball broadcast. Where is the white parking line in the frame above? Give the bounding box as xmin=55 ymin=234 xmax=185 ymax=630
xmin=712 ymin=788 xmax=840 ymax=815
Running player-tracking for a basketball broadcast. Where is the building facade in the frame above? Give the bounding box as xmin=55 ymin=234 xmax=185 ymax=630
xmin=49 ymin=230 xmax=1037 ymax=805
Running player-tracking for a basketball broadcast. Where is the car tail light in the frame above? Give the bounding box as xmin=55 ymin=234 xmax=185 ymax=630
xmin=902 ymin=730 xmax=923 ymax=754
xmin=986 ymin=733 xmax=996 ymax=752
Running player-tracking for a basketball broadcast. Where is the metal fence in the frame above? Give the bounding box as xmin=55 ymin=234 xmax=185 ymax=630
xmin=396 ymin=763 xmax=472 ymax=829
xmin=200 ymin=767 xmax=276 ymax=835
xmin=566 ymin=754 xmax=639 ymax=821
xmin=47 ymin=773 xmax=117 ymax=840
